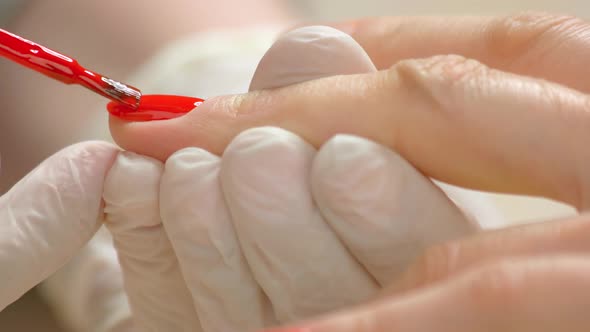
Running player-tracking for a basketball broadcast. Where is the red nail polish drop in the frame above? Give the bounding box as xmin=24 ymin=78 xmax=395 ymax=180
xmin=107 ymin=95 xmax=204 ymax=121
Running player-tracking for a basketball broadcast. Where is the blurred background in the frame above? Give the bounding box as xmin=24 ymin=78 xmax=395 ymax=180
xmin=0 ymin=0 xmax=587 ymax=330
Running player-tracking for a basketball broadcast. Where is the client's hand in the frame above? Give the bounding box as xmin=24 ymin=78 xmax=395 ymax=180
xmin=111 ymin=13 xmax=590 ymax=210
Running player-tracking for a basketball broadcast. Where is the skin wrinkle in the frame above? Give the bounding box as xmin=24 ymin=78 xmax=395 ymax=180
xmin=484 ymin=13 xmax=571 ymax=64
xmin=339 ymin=13 xmax=590 ymax=95
xmin=404 ymin=57 xmax=568 ymax=198
xmin=385 ymin=56 xmax=477 ymax=175
xmin=486 ymin=13 xmax=590 ymax=89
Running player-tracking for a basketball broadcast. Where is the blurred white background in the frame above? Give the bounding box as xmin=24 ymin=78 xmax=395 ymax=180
xmin=296 ymin=0 xmax=590 ymax=20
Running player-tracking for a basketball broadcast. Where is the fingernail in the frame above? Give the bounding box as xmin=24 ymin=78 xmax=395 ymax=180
xmin=107 ymin=95 xmax=204 ymax=122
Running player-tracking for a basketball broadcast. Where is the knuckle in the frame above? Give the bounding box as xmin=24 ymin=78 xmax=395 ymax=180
xmin=486 ymin=12 xmax=590 ymax=64
xmin=395 ymin=54 xmax=486 ymax=84
xmin=389 ymin=55 xmax=490 ymax=111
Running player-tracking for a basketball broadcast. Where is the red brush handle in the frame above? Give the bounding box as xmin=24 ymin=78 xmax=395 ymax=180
xmin=0 ymin=28 xmax=80 ymax=84
xmin=0 ymin=28 xmax=203 ymax=120
xmin=0 ymin=28 xmax=142 ymax=109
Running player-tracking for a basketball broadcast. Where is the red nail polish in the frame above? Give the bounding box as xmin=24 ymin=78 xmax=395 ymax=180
xmin=107 ymin=95 xmax=204 ymax=121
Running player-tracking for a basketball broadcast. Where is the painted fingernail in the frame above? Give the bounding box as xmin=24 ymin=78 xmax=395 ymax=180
xmin=107 ymin=95 xmax=204 ymax=122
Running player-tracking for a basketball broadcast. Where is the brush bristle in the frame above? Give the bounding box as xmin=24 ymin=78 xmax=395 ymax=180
xmin=101 ymin=77 xmax=141 ymax=110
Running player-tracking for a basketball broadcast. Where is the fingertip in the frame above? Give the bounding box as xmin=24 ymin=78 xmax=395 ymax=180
xmin=312 ymin=134 xmax=387 ymax=199
xmin=108 ymin=97 xmax=235 ymax=161
xmin=164 ymin=147 xmax=218 ymax=171
xmin=250 ymin=25 xmax=376 ymax=91
xmin=103 ymin=151 xmax=163 ymax=207
xmin=221 ymin=127 xmax=314 ymax=186
xmin=224 ymin=126 xmax=306 ymax=155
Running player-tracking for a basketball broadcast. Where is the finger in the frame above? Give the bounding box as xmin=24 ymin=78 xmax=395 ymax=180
xmin=331 ymin=13 xmax=590 ymax=93
xmin=387 ymin=213 xmax=590 ymax=294
xmin=311 ymin=134 xmax=478 ymax=285
xmin=160 ymin=147 xmax=277 ymax=332
xmin=103 ymin=152 xmax=201 ymax=331
xmin=113 ymin=53 xmax=590 ymax=209
xmin=0 ymin=141 xmax=118 ymax=310
xmin=272 ymin=256 xmax=590 ymax=332
xmin=220 ymin=127 xmax=378 ymax=323
xmin=249 ymin=25 xmax=375 ymax=91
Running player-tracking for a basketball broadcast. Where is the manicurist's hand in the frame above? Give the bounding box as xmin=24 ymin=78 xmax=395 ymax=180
xmin=0 ymin=142 xmax=119 ymax=311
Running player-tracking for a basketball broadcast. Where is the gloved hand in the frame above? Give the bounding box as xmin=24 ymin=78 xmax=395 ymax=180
xmin=101 ymin=26 xmax=501 ymax=332
xmin=0 ymin=141 xmax=124 ymax=328
xmin=1 ymin=27 xmax=289 ymax=332
xmin=29 ymin=27 xmax=283 ymax=332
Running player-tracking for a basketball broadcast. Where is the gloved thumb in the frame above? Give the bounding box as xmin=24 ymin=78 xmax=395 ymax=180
xmin=0 ymin=142 xmax=118 ymax=310
xmin=249 ymin=25 xmax=376 ymax=91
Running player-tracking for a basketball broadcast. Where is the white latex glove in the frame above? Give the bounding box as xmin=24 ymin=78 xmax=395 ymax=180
xmin=101 ymin=26 xmax=503 ymax=332
xmin=0 ymin=142 xmax=120 ymax=317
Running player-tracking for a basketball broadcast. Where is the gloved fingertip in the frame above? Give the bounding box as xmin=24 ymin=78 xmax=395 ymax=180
xmin=103 ymin=151 xmax=163 ymax=204
xmin=312 ymin=134 xmax=387 ymax=194
xmin=249 ymin=25 xmax=376 ymax=91
xmin=223 ymin=126 xmax=308 ymax=158
xmin=102 ymin=151 xmax=165 ymax=234
xmin=164 ymin=147 xmax=216 ymax=171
